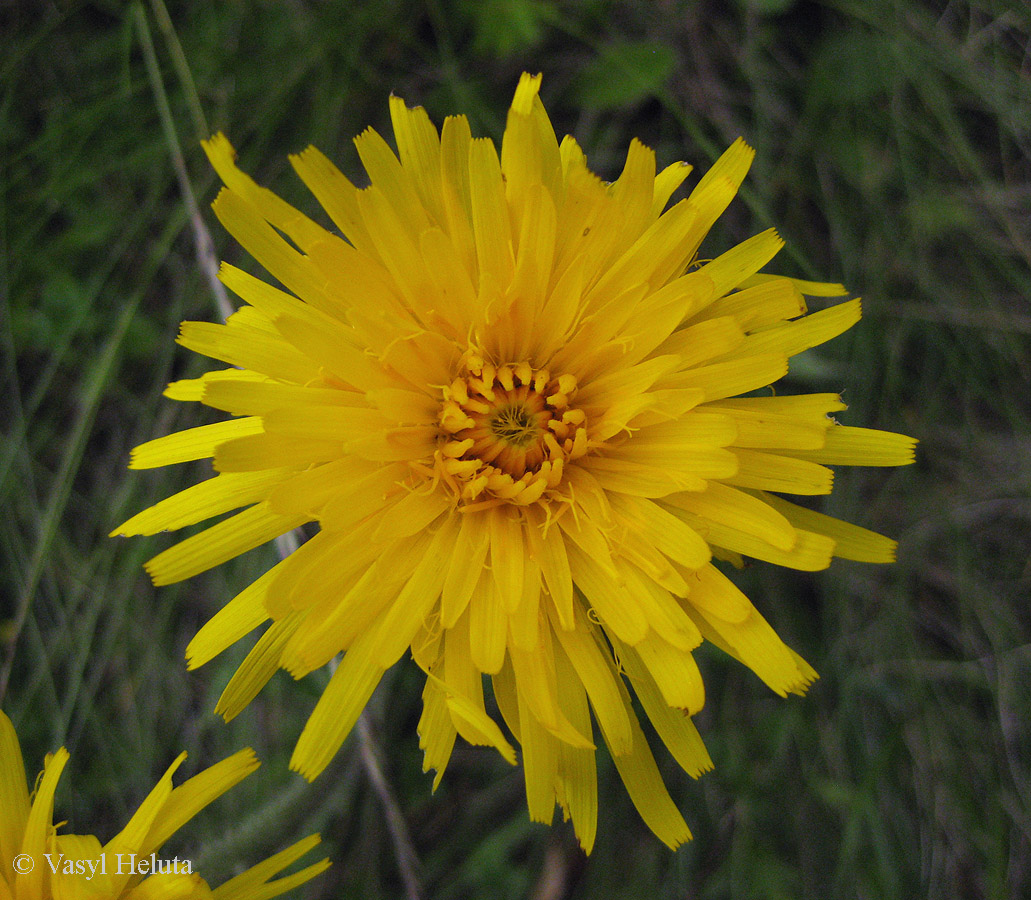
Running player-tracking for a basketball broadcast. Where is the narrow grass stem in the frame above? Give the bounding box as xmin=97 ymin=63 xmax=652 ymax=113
xmin=356 ymin=714 xmax=426 ymax=900
xmin=132 ymin=2 xmax=232 ymax=323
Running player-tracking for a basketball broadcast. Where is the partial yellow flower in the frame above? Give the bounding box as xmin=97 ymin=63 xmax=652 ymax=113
xmin=0 ymin=711 xmax=328 ymax=900
xmin=115 ymin=73 xmax=915 ymax=850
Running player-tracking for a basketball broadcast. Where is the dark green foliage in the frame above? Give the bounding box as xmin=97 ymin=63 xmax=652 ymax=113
xmin=3 ymin=1 xmax=1028 ymax=898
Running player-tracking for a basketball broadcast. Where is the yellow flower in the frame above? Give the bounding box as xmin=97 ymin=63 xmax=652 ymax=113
xmin=0 ymin=711 xmax=329 ymax=900
xmin=115 ymin=73 xmax=915 ymax=850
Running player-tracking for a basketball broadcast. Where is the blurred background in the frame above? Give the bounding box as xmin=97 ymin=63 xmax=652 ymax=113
xmin=3 ymin=1 xmax=1029 ymax=898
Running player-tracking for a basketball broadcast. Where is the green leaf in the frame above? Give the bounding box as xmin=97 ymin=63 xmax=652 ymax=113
xmin=573 ymin=41 xmax=676 ymax=110
xmin=466 ymin=0 xmax=547 ymax=57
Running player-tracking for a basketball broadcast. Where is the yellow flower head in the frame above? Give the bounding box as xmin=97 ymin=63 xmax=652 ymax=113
xmin=115 ymin=74 xmax=915 ymax=850
xmin=0 ymin=712 xmax=328 ymax=900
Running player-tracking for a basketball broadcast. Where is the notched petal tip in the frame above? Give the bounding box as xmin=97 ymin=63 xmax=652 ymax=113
xmin=201 ymin=131 xmax=235 ymax=162
xmin=511 ymin=71 xmax=544 ymax=115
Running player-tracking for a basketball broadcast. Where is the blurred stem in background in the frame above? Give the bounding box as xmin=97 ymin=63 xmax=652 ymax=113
xmin=2 ymin=1 xmax=1028 ymax=898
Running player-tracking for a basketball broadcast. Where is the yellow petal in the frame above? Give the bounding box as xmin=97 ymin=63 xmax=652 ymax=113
xmin=552 ymin=645 xmax=599 ymax=853
xmin=696 ymin=228 xmax=784 ymax=298
xmin=315 ymin=463 xmax=409 ymax=530
xmin=202 ymin=133 xmax=329 ymax=252
xmin=508 ymin=553 xmax=542 ymax=651
xmin=469 ymin=136 xmax=515 ymax=291
xmin=261 ymin=404 xmax=388 ymax=442
xmin=281 ymin=533 xmax=430 ymax=676
xmin=723 ymin=448 xmax=834 ymax=495
xmin=144 ymin=503 xmax=307 ymax=586
xmin=177 ymin=319 xmax=319 ymax=385
xmin=713 ymin=392 xmax=846 ymax=422
xmin=356 ymin=186 xmax=434 ymax=309
xmin=687 ymin=137 xmax=753 ymax=237
xmin=607 ymin=443 xmax=738 ymax=481
xmin=585 ymin=199 xmax=698 ymax=303
xmin=680 ymin=569 xmax=817 ymax=696
xmin=617 ymin=273 xmax=717 ymax=367
xmin=785 ymin=425 xmax=918 ymax=467
xmin=665 ymin=352 xmax=788 ymax=402
xmin=701 ymin=402 xmax=829 ymax=451
xmin=509 ymin=632 xmax=594 ymax=750
xmin=267 ymin=529 xmax=378 ymax=618
xmin=607 ymin=138 xmax=658 ymax=258
xmin=211 ymin=834 xmax=329 ymax=900
xmin=664 ymin=481 xmax=797 ymax=551
xmin=602 ymin=695 xmax=692 ymax=850
xmin=439 ymin=114 xmax=477 ymax=278
xmin=739 ymin=272 xmax=847 ymax=297
xmin=468 ymin=572 xmax=507 ymax=675
xmin=557 ymin=507 xmax=618 ymax=578
xmin=105 ymin=753 xmax=184 ymax=871
xmin=690 ymin=276 xmax=804 ymax=331
xmin=291 ymin=629 xmax=386 ymax=780
xmin=516 ymin=692 xmax=558 ymax=824
xmin=130 ymin=418 xmax=264 ymax=469
xmin=617 ymin=646 xmax=713 ymax=778
xmin=524 ymin=510 xmax=574 ymax=629
xmin=441 ymin=510 xmax=490 ymax=628
xmin=112 ymin=470 xmax=290 ymax=537
xmin=388 ymin=95 xmax=445 ymax=223
xmin=491 ymin=656 xmax=522 ymax=742
xmin=419 ymin=227 xmax=482 ymax=332
xmin=203 ymin=380 xmax=364 ymax=418
xmin=677 ymin=563 xmax=751 ymax=624
xmin=652 ymin=160 xmax=692 ymax=217
xmin=354 ymin=126 xmax=431 ymax=237
xmin=164 ymin=367 xmax=266 ymax=403
xmin=653 ymin=315 xmax=745 ymax=367
xmin=489 ymin=507 xmax=525 ymax=614
xmin=141 ymin=748 xmax=259 ymax=856
xmin=0 ymin=713 xmax=29 ymax=886
xmin=579 ymin=354 xmax=681 ymax=409
xmin=609 ymin=493 xmax=711 ymax=570
xmin=17 ymin=747 xmax=68 ymax=900
xmin=210 ymin=189 xmax=332 ymax=311
xmin=289 ymin=145 xmax=375 ymax=256
xmin=442 ymin=608 xmax=487 ymax=729
xmin=757 ymin=491 xmax=899 ymax=563
xmin=185 ymin=561 xmax=279 ymax=669
xmin=418 ymin=674 xmax=457 ymax=790
xmin=214 ymin=432 xmax=343 ymax=472
xmin=547 ymin=603 xmax=633 ymax=755
xmin=123 ymin=872 xmax=207 ymax=900
xmin=370 ymin=488 xmax=449 ymax=542
xmin=617 ymin=561 xmax=702 ymax=651
xmin=215 ymin=615 xmax=302 ymax=721
xmin=566 ymin=542 xmax=647 ymax=645
xmin=272 ymin=311 xmax=395 ymax=393
xmin=618 ymin=632 xmax=704 ymax=713
xmin=588 ymin=455 xmax=705 ymax=497
xmin=370 ymin=515 xmax=458 ymax=667
xmin=440 ymin=684 xmax=517 ymax=765
xmin=218 ymin=262 xmax=326 ymax=324
xmin=722 ymin=298 xmax=861 ymax=360
xmin=508 ymin=187 xmax=556 ymax=351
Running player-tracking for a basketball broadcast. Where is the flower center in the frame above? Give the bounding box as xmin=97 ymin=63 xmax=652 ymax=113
xmin=436 ymin=351 xmax=589 ymax=506
xmin=488 ymin=403 xmax=540 ymax=448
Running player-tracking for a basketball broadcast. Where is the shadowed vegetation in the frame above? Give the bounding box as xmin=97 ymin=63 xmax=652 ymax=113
xmin=3 ymin=1 xmax=1028 ymax=897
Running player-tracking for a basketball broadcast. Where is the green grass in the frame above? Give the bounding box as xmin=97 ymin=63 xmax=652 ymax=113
xmin=3 ymin=0 xmax=1029 ymax=897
